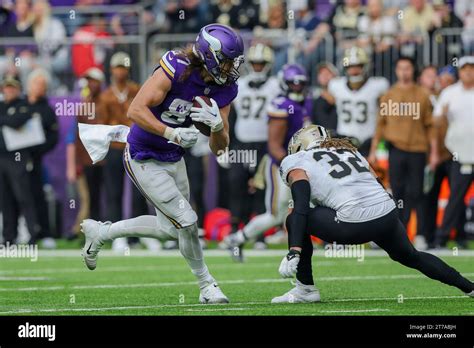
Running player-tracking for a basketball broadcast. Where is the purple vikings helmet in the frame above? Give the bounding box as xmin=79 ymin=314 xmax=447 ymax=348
xmin=278 ymin=64 xmax=308 ymax=102
xmin=193 ymin=24 xmax=245 ymax=85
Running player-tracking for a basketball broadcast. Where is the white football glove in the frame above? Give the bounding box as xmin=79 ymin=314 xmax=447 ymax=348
xmin=278 ymin=250 xmax=301 ymax=278
xmin=164 ymin=126 xmax=200 ymax=148
xmin=190 ymin=97 xmax=224 ymax=133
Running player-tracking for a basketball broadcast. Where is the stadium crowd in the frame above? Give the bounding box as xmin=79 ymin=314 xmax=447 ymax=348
xmin=0 ymin=0 xmax=473 ymax=251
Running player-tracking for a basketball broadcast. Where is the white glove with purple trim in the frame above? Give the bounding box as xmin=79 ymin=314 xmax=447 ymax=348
xmin=189 ymin=97 xmax=224 ymax=133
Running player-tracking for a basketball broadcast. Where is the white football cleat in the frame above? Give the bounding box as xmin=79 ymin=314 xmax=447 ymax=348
xmin=112 ymin=237 xmax=129 ymax=254
xmin=271 ymin=280 xmax=321 ymax=304
xmin=199 ymin=282 xmax=229 ymax=304
xmin=253 ymin=241 xmax=267 ymax=250
xmin=81 ymin=219 xmax=110 ymax=270
xmin=224 ymin=230 xmax=246 ymax=262
xmin=140 ymin=238 xmax=162 ymax=252
xmin=467 ymin=290 xmax=474 ymax=298
xmin=224 ymin=230 xmax=245 ymax=247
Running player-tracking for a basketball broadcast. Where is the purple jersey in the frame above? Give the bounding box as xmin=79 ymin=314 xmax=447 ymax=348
xmin=267 ymin=96 xmax=307 ymax=162
xmin=127 ymin=50 xmax=238 ymax=162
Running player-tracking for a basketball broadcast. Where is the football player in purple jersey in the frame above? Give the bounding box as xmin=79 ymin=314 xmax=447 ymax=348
xmin=80 ymin=24 xmax=244 ymax=304
xmin=224 ymin=64 xmax=310 ymax=262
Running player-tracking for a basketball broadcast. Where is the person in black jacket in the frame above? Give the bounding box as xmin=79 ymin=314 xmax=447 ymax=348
xmin=310 ymin=62 xmax=338 ymax=133
xmin=26 ymin=69 xmax=59 ymax=247
xmin=0 ymin=76 xmax=40 ymax=244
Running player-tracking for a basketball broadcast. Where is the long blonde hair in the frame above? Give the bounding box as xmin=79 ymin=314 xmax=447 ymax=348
xmin=176 ymin=45 xmax=214 ymax=84
xmin=319 ymin=137 xmax=358 ymax=152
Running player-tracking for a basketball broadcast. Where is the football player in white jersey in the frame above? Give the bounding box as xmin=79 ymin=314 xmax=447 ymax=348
xmin=224 ymin=64 xmax=309 ymax=262
xmin=328 ymin=47 xmax=389 ymax=156
xmin=227 ymin=44 xmax=280 ymax=246
xmin=272 ymin=125 xmax=474 ymax=303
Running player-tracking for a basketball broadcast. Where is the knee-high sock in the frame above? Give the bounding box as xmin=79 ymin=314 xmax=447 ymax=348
xmin=179 ymin=223 xmax=214 ymax=289
xmin=101 ymin=215 xmax=173 ymax=241
xmin=243 ymin=212 xmax=282 ymax=240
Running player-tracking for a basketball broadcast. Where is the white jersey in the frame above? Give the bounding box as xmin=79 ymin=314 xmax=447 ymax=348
xmin=280 ymin=148 xmax=396 ymax=223
xmin=328 ymin=76 xmax=389 ymax=144
xmin=234 ymin=75 xmax=280 ymax=142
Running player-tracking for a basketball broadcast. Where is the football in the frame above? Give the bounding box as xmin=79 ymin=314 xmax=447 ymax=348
xmin=191 ymin=96 xmax=212 ymax=136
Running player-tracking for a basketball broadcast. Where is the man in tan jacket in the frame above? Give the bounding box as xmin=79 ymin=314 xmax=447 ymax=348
xmin=100 ymin=52 xmax=151 ymax=251
xmin=368 ymin=56 xmax=439 ymax=227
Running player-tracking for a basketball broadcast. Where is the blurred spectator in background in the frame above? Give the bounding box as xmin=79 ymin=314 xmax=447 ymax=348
xmin=71 ymin=15 xmax=111 ymax=78
xmin=454 ymin=0 xmax=474 ymax=54
xmin=32 ymin=0 xmax=69 ymax=92
xmin=143 ymin=0 xmax=171 ymax=33
xmin=264 ymin=0 xmax=286 ymax=29
xmin=434 ymin=56 xmax=474 ymax=249
xmin=0 ymin=2 xmax=14 ymax=37
xmin=211 ymin=0 xmax=260 ymax=30
xmin=110 ymin=9 xmax=139 ymax=37
xmin=1 ymin=0 xmax=36 ymax=85
xmin=438 ymin=64 xmax=457 ymax=89
xmin=26 ymin=68 xmax=59 ymax=248
xmin=419 ymin=65 xmax=439 ymax=105
xmin=74 ymin=68 xmax=106 ymax=223
xmin=294 ymin=0 xmax=320 ymax=32
xmin=305 ymin=0 xmax=365 ymax=56
xmin=400 ymin=0 xmax=435 ymax=42
xmin=419 ymin=65 xmax=457 ymax=249
xmin=165 ymin=0 xmax=208 ymax=34
xmin=383 ymin=0 xmax=410 ymax=16
xmin=358 ymin=0 xmax=398 ymax=51
xmin=432 ymin=0 xmax=463 ymax=31
xmin=0 ymin=76 xmax=40 ymax=244
xmin=4 ymin=0 xmax=34 ymax=37
xmin=357 ymin=0 xmax=398 ymax=78
xmin=431 ymin=0 xmax=463 ymax=65
xmin=310 ymin=62 xmax=338 ymax=132
xmin=369 ymin=56 xmax=438 ymax=228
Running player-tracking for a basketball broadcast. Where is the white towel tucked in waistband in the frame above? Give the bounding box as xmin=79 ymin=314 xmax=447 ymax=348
xmin=78 ymin=123 xmax=130 ymax=164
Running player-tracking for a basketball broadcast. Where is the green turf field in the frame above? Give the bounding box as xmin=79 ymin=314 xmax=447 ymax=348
xmin=1 ymin=250 xmax=473 ymax=316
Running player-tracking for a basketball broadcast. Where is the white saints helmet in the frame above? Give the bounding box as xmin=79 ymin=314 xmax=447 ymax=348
xmin=343 ymin=46 xmax=369 ymax=84
xmin=247 ymin=43 xmax=274 ymax=84
xmin=288 ymin=125 xmax=329 ymax=155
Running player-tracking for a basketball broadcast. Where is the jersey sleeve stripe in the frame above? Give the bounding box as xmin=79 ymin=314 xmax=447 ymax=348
xmin=161 ymin=54 xmax=176 ymax=73
xmin=159 ymin=59 xmax=175 ymax=79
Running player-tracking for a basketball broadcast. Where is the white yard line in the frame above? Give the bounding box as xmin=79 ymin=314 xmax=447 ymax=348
xmin=0 ymin=260 xmax=405 ymax=276
xmin=0 ymin=276 xmax=50 ymax=281
xmin=1 ymin=273 xmax=473 ymax=292
xmin=0 ymin=295 xmax=470 ymax=315
xmin=28 ymin=249 xmax=474 ymax=258
xmin=320 ymin=309 xmax=390 ymax=313
xmin=185 ymin=308 xmax=250 ymax=312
